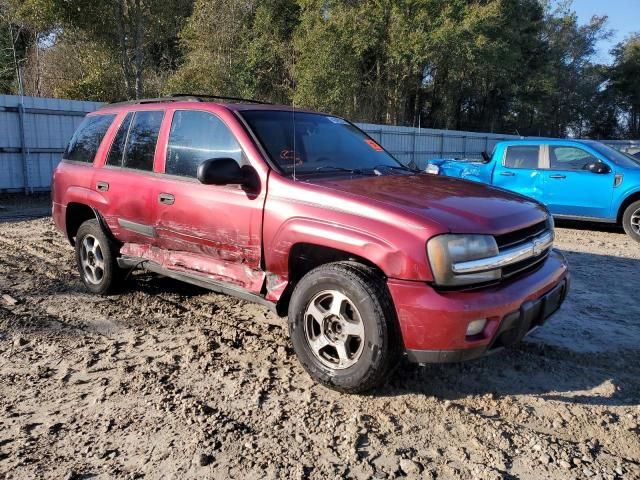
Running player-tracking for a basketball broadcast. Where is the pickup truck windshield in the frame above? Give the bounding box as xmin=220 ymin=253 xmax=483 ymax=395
xmin=585 ymin=141 xmax=640 ymax=169
xmin=241 ymin=110 xmax=405 ymax=175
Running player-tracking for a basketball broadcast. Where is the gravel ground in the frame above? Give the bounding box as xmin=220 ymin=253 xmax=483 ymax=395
xmin=0 ymin=204 xmax=639 ymax=479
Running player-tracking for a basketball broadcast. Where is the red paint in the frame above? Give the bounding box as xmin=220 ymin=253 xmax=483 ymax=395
xmin=388 ymin=250 xmax=568 ymax=351
xmin=52 ymin=100 xmax=568 ymax=359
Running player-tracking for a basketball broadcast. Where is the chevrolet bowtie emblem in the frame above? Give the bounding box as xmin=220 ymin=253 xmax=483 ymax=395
xmin=532 ymin=237 xmax=544 ymax=256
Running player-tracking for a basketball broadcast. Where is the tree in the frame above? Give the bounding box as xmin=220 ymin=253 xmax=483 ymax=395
xmin=0 ymin=0 xmax=57 ymax=94
xmin=610 ymin=34 xmax=640 ymax=138
xmin=52 ymin=0 xmax=192 ymax=99
xmin=168 ymin=0 xmax=298 ymax=104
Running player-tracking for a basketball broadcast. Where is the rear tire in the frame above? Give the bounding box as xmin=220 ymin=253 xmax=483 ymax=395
xmin=622 ymin=200 xmax=640 ymax=243
xmin=75 ymin=219 xmax=125 ymax=294
xmin=288 ymin=261 xmax=399 ymax=393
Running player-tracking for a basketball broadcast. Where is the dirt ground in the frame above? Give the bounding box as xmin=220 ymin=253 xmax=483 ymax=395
xmin=0 ymin=197 xmax=639 ymax=479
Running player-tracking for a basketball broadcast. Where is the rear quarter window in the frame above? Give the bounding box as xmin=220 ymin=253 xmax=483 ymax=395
xmin=64 ymin=114 xmax=116 ymax=163
xmin=503 ymin=145 xmax=540 ymax=169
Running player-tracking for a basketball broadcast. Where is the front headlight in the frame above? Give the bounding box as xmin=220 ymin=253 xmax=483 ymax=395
xmin=424 ymin=164 xmax=440 ymax=175
xmin=427 ymin=234 xmax=500 ymax=287
xmin=546 ymin=215 xmax=555 ymax=240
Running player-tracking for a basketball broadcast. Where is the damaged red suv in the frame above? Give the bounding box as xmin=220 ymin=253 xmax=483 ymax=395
xmin=52 ymin=96 xmax=569 ymax=392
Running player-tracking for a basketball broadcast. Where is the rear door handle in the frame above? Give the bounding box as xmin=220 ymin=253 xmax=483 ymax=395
xmin=96 ymin=181 xmax=109 ymax=192
xmin=159 ymin=193 xmax=175 ymax=205
xmin=500 ymin=171 xmax=515 ymax=176
xmin=549 ymin=174 xmax=566 ymax=179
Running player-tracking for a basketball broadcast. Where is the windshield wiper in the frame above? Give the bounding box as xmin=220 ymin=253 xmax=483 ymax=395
xmin=371 ymin=164 xmax=420 ymax=174
xmin=311 ymin=166 xmax=377 ymax=176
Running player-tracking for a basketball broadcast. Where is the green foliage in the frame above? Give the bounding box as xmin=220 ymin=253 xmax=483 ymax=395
xmin=610 ymin=34 xmax=640 ymax=138
xmin=2 ymin=0 xmax=638 ymax=138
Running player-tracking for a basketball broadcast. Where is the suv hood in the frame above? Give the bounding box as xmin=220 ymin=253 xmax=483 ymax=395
xmin=312 ymin=173 xmax=548 ymax=235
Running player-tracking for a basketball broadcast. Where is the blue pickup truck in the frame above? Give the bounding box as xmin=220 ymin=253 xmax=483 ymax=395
xmin=427 ymin=139 xmax=640 ymax=242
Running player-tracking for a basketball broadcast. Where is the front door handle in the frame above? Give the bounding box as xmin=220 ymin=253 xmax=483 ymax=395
xmin=96 ymin=181 xmax=109 ymax=192
xmin=159 ymin=193 xmax=175 ymax=205
xmin=549 ymin=174 xmax=566 ymax=179
xmin=500 ymin=171 xmax=515 ymax=176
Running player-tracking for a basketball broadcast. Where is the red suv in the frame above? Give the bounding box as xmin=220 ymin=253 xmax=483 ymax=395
xmin=52 ymin=96 xmax=569 ymax=392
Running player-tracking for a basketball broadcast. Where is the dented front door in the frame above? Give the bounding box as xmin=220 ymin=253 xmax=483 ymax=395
xmin=150 ymin=109 xmax=265 ymax=293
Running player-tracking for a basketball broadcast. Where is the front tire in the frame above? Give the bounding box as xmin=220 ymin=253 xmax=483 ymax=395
xmin=75 ymin=219 xmax=124 ymax=294
xmin=622 ymin=200 xmax=640 ymax=243
xmin=288 ymin=262 xmax=399 ymax=393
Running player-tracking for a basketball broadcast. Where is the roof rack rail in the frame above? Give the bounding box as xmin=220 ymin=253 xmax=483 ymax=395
xmin=170 ymin=93 xmax=272 ymax=105
xmin=101 ymin=94 xmax=272 ymax=109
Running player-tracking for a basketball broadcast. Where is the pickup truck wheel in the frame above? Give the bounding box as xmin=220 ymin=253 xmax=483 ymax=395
xmin=75 ymin=219 xmax=124 ymax=294
xmin=288 ymin=261 xmax=399 ymax=393
xmin=622 ymin=200 xmax=640 ymax=243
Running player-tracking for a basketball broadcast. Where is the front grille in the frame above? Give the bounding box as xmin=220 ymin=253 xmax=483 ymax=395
xmin=497 ymin=219 xmax=551 ymax=279
xmin=495 ymin=220 xmax=547 ymax=249
xmin=502 ymin=248 xmax=550 ymax=278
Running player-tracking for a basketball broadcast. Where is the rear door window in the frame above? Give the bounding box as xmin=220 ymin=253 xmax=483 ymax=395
xmin=165 ymin=110 xmax=244 ymax=178
xmin=106 ymin=113 xmax=133 ymax=167
xmin=503 ymin=146 xmax=540 ymax=169
xmin=64 ymin=114 xmax=116 ymax=163
xmin=122 ymin=111 xmax=164 ymax=171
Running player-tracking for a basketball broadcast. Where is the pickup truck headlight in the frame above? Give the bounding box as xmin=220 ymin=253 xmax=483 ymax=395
xmin=424 ymin=164 xmax=440 ymax=175
xmin=427 ymin=234 xmax=500 ymax=287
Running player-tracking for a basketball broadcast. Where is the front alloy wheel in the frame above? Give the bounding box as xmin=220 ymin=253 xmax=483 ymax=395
xmin=288 ymin=261 xmax=399 ymax=393
xmin=622 ymin=200 xmax=640 ymax=243
xmin=304 ymin=290 xmax=366 ymax=370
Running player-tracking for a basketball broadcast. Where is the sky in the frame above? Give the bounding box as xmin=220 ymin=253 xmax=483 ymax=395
xmin=570 ymin=0 xmax=640 ymax=64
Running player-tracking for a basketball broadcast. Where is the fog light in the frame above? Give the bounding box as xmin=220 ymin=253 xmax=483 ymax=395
xmin=466 ymin=319 xmax=487 ymax=336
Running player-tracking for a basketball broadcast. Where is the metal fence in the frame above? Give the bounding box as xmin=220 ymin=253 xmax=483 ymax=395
xmin=1 ymin=94 xmax=639 ymax=192
xmin=359 ymin=123 xmax=640 ymax=170
xmin=358 ymin=123 xmax=520 ymax=169
xmin=0 ymin=95 xmax=102 ymax=193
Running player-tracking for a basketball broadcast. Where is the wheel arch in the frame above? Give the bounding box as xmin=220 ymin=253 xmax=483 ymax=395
xmin=65 ymin=203 xmax=111 ymax=246
xmin=617 ymin=191 xmax=640 ymax=224
xmin=272 ymin=243 xmax=387 ymax=317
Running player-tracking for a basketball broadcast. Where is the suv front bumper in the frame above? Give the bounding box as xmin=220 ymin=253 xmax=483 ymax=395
xmin=387 ymin=249 xmax=569 ymax=363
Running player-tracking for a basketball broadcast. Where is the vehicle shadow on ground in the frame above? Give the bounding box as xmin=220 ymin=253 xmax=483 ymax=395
xmin=379 ymin=250 xmax=640 ymax=408
xmin=554 ymin=219 xmax=624 ymax=234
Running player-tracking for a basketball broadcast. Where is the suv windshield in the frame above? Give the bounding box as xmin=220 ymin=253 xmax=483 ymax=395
xmin=584 ymin=141 xmax=640 ymax=169
xmin=241 ymin=110 xmax=407 ymax=176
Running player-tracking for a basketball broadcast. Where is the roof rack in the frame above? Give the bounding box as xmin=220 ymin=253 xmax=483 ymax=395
xmin=170 ymin=93 xmax=272 ymax=105
xmin=101 ymin=94 xmax=272 ymax=109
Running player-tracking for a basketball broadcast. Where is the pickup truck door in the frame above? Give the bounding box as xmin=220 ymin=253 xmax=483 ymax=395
xmin=492 ymin=145 xmax=544 ymax=202
xmin=150 ymin=109 xmax=266 ymax=293
xmin=541 ymin=145 xmax=614 ymax=219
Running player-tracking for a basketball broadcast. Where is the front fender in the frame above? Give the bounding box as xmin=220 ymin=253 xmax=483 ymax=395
xmin=430 ymin=159 xmax=489 ymax=183
xmin=614 ymin=184 xmax=640 ymax=217
xmin=265 ymin=217 xmax=431 ymax=301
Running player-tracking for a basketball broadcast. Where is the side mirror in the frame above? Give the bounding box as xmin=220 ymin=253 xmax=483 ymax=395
xmin=197 ymin=158 xmax=245 ymax=185
xmin=585 ymin=162 xmax=611 ymax=174
xmin=481 ymin=151 xmax=490 ymax=163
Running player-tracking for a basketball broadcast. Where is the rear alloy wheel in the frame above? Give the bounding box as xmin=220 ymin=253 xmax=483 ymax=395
xmin=288 ymin=261 xmax=399 ymax=393
xmin=75 ymin=219 xmax=125 ymax=294
xmin=622 ymin=200 xmax=640 ymax=243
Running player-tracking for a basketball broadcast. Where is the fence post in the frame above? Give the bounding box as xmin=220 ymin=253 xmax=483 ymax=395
xmin=17 ymin=102 xmax=30 ymax=194
xmin=462 ymin=136 xmax=467 ymax=158
xmin=411 ymin=129 xmax=417 ymax=166
xmin=439 ymin=133 xmax=444 ymax=157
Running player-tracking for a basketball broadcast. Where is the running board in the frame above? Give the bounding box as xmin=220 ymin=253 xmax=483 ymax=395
xmin=117 ymin=256 xmax=278 ymax=313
